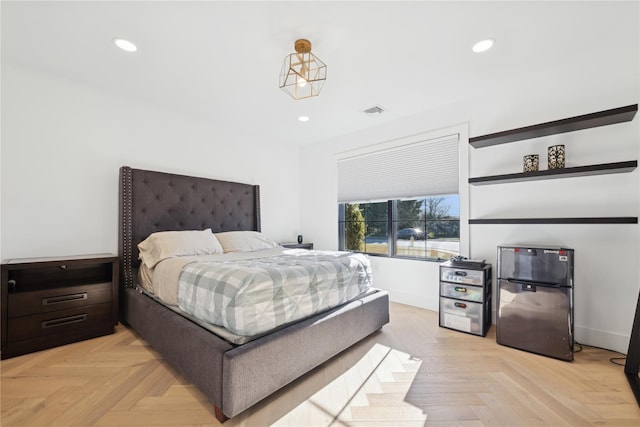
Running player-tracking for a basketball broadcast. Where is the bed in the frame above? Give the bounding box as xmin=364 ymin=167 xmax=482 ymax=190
xmin=118 ymin=166 xmax=390 ymax=422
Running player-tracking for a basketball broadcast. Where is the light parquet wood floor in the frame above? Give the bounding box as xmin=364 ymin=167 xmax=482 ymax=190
xmin=2 ymin=302 xmax=639 ymax=426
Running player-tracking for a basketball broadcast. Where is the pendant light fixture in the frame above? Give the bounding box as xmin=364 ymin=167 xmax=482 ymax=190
xmin=279 ymin=39 xmax=327 ymax=100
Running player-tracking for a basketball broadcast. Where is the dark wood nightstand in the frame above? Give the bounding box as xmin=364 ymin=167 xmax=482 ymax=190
xmin=280 ymin=243 xmax=314 ymax=250
xmin=1 ymin=254 xmax=118 ymax=359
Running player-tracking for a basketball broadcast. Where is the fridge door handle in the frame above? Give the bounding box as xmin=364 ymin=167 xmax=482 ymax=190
xmin=505 ymin=278 xmax=564 ymax=289
xmin=505 ymin=279 xmax=538 ymax=292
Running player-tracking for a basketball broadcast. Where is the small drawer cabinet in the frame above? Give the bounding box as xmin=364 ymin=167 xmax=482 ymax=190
xmin=439 ymin=260 xmax=492 ymax=337
xmin=1 ymin=254 xmax=118 ymax=359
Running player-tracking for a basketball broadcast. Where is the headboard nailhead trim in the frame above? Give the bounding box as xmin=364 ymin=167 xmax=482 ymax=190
xmin=255 ymin=185 xmax=261 ymax=232
xmin=121 ymin=166 xmax=134 ymax=288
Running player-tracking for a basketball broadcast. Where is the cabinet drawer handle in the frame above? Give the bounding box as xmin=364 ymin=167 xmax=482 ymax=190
xmin=42 ymin=292 xmax=88 ymax=306
xmin=41 ymin=314 xmax=87 ymax=329
xmin=454 ymin=287 xmax=468 ymax=293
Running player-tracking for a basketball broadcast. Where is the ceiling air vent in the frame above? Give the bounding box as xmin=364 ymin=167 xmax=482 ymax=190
xmin=362 ymin=105 xmax=386 ymax=115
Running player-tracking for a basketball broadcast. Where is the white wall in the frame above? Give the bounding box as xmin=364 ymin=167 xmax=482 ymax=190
xmin=1 ymin=62 xmax=303 ymax=260
xmin=301 ymin=51 xmax=639 ymax=354
xmin=2 ymin=11 xmax=638 ymax=356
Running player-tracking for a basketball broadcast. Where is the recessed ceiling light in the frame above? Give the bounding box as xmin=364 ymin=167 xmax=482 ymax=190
xmin=472 ymin=39 xmax=494 ymax=53
xmin=298 ymin=116 xmax=310 ymax=122
xmin=113 ymin=38 xmax=137 ymax=52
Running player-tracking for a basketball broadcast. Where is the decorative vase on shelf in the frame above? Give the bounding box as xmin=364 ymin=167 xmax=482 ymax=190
xmin=548 ymin=144 xmax=565 ymax=169
xmin=523 ymin=154 xmax=539 ymax=172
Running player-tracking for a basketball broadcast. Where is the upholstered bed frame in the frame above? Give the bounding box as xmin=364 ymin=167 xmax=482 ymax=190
xmin=118 ymin=166 xmax=390 ymax=421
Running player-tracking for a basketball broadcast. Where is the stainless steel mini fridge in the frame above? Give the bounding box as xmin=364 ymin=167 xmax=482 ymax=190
xmin=496 ymin=245 xmax=574 ymax=361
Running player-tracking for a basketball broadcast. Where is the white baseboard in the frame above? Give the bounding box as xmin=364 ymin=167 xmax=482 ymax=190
xmin=386 ymin=290 xmax=439 ymax=312
xmin=574 ymin=325 xmax=629 ymax=355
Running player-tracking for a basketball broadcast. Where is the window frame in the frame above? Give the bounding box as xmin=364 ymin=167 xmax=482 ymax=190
xmin=338 ymin=196 xmax=460 ymax=262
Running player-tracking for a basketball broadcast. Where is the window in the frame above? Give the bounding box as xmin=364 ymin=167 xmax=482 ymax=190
xmin=341 ymin=201 xmax=389 ymax=255
xmin=336 ymin=128 xmax=462 ymax=260
xmin=339 ymin=195 xmax=460 ymax=261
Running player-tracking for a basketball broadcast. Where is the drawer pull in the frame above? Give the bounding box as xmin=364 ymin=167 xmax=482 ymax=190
xmin=42 ymin=314 xmax=87 ymax=329
xmin=42 ymin=292 xmax=88 ymax=306
xmin=454 ymin=287 xmax=468 ymax=293
xmin=454 ymin=302 xmax=467 ymax=309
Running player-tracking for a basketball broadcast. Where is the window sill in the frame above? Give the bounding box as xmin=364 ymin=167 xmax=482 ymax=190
xmin=352 ymin=251 xmax=451 ymax=263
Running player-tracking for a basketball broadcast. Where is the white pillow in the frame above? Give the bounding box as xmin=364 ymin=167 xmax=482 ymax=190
xmin=138 ymin=228 xmax=223 ymax=268
xmin=215 ymin=231 xmax=280 ymax=253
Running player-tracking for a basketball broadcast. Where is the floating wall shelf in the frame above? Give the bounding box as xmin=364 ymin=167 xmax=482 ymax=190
xmin=469 ymin=104 xmax=638 ymax=148
xmin=469 ymin=160 xmax=637 ymax=185
xmin=469 ymin=217 xmax=638 ymax=225
xmin=468 ymin=104 xmax=638 ymax=225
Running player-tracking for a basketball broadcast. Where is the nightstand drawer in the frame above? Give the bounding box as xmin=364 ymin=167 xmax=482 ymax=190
xmin=7 ymin=303 xmax=112 ymax=342
xmin=8 ymin=282 xmax=112 ymax=318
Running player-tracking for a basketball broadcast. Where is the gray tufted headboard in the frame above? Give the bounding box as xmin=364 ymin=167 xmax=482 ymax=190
xmin=118 ymin=166 xmax=261 ymax=288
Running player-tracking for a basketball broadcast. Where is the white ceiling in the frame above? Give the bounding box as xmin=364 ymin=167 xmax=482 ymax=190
xmin=2 ymin=1 xmax=638 ymax=146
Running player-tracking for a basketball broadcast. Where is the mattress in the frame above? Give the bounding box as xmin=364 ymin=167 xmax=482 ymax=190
xmin=141 ymin=248 xmax=373 ymax=340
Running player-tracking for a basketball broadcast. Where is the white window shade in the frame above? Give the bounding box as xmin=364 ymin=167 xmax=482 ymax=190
xmin=337 ymin=133 xmax=459 ymax=203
